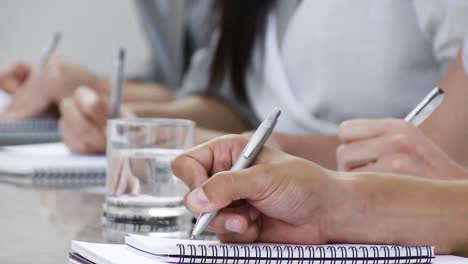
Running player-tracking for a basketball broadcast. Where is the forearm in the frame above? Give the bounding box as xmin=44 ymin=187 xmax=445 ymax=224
xmin=420 ymin=53 xmax=468 ymax=167
xmin=126 ymin=95 xmax=251 ymax=133
xmin=122 ymin=81 xmax=175 ymax=103
xmin=332 ymin=173 xmax=468 ymax=255
xmin=96 ymin=79 xmax=175 ymax=103
xmin=270 ymin=133 xmax=339 ymax=170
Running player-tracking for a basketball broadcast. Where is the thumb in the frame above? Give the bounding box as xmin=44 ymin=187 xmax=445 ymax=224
xmin=185 ymin=165 xmax=276 ymax=214
xmin=73 ymin=86 xmax=108 ymax=125
xmin=0 ymin=62 xmax=32 ymax=93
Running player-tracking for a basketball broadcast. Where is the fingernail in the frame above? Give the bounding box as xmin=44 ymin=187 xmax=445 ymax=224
xmin=250 ymin=207 xmax=260 ymax=221
xmin=225 ymin=218 xmax=242 ymax=233
xmin=187 ymin=187 xmax=209 ymax=208
xmin=77 ymin=86 xmax=97 ymax=105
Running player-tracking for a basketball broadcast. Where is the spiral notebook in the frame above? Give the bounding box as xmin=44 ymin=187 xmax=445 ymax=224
xmin=0 ymin=143 xmax=105 ymax=187
xmin=126 ymin=235 xmax=435 ymax=264
xmin=69 ymin=235 xmax=457 ymax=264
xmin=0 ymin=118 xmax=61 ymax=145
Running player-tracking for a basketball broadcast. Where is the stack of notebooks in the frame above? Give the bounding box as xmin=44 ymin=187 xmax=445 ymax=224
xmin=70 ymin=236 xmax=468 ymax=264
xmin=0 ymin=118 xmax=62 ymax=145
xmin=0 ymin=142 xmax=106 ymax=187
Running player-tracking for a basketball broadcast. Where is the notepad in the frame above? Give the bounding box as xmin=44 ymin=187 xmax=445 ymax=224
xmin=69 ymin=235 xmax=459 ymax=264
xmin=0 ymin=118 xmax=61 ymax=145
xmin=0 ymin=143 xmax=105 ymax=187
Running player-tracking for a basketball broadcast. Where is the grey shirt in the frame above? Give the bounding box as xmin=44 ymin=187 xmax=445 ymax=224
xmin=133 ymin=0 xmax=212 ymax=87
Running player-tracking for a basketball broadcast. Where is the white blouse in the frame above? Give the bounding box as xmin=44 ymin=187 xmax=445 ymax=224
xmin=180 ymin=0 xmax=468 ymax=134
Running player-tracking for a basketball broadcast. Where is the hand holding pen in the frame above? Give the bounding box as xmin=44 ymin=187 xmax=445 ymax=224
xmin=0 ymin=32 xmax=62 ymax=119
xmin=0 ymin=32 xmax=61 ymax=95
xmin=59 ymin=48 xmax=127 ymax=154
xmin=172 ymin=109 xmax=350 ymax=244
xmin=189 ymin=108 xmax=281 ymax=239
xmin=336 ymin=87 xmax=467 ymax=180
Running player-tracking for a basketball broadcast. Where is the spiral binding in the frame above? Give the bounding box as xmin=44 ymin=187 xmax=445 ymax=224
xmin=33 ymin=167 xmax=105 ymax=187
xmin=174 ymin=244 xmax=434 ymax=264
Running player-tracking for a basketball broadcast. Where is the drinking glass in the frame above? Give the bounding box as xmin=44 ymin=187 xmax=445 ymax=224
xmin=102 ymin=118 xmax=195 ymax=239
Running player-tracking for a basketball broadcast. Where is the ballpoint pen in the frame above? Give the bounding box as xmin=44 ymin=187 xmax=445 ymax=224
xmin=190 ymin=108 xmax=282 ymax=240
xmin=110 ymin=48 xmax=125 ymax=119
xmin=39 ymin=31 xmax=62 ymax=66
xmin=4 ymin=32 xmax=62 ymax=94
xmin=404 ymin=87 xmax=444 ymax=126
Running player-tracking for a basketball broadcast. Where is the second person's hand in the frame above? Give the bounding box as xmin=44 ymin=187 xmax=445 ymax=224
xmin=59 ymin=86 xmax=129 ymax=154
xmin=336 ymin=119 xmax=467 ymax=180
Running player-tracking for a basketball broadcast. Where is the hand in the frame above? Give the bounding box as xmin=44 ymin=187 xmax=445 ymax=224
xmin=0 ymin=57 xmax=109 ymax=120
xmin=0 ymin=62 xmax=31 ymax=93
xmin=337 ymin=119 xmax=467 ymax=180
xmin=59 ymin=86 xmax=134 ymax=154
xmin=171 ymin=135 xmax=346 ymax=244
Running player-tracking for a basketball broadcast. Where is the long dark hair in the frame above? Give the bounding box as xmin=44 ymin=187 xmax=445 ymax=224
xmin=208 ymin=0 xmax=275 ymax=102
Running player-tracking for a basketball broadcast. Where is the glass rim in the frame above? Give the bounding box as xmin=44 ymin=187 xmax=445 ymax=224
xmin=108 ymin=118 xmax=195 ymax=127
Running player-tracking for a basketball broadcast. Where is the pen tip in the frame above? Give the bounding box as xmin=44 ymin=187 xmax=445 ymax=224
xmin=190 ymin=235 xmax=196 ymax=240
xmin=271 ymin=107 xmax=281 ymax=118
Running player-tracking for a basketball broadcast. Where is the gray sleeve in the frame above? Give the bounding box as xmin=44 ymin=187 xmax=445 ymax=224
xmin=177 ymin=40 xmax=260 ymax=127
xmin=133 ymin=0 xmax=185 ymax=87
xmin=413 ymin=0 xmax=468 ymax=74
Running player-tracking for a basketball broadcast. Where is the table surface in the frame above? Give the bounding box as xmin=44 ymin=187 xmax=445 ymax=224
xmin=0 ymin=182 xmax=107 ymax=264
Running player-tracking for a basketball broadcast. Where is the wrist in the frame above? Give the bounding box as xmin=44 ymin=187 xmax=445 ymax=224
xmin=320 ymin=171 xmax=362 ymax=242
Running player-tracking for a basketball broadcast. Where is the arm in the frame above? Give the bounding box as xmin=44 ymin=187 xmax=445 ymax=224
xmin=126 ymin=95 xmax=251 ymax=133
xmin=122 ymin=81 xmax=175 ymax=103
xmin=335 ymin=173 xmax=468 ymax=255
xmin=420 ymin=52 xmax=468 ymax=166
xmin=172 ymin=135 xmax=468 ymax=255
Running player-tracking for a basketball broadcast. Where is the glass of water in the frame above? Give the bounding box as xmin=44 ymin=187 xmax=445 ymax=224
xmin=103 ymin=118 xmax=195 ymax=240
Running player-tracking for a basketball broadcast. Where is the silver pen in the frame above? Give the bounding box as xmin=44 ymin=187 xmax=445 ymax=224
xmin=110 ymin=48 xmax=126 ymax=118
xmin=39 ymin=32 xmax=62 ymax=66
xmin=190 ymin=108 xmax=282 ymax=239
xmin=404 ymin=87 xmax=444 ymax=126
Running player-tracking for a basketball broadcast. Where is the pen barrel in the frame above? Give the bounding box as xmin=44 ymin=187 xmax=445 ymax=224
xmin=110 ymin=49 xmax=126 ymax=118
xmin=192 ymin=211 xmax=217 ymax=237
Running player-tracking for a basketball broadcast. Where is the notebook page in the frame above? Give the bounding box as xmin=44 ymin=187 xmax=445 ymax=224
xmin=0 ymin=143 xmax=105 ymax=174
xmin=125 ymin=235 xmax=434 ymax=264
xmin=434 ymin=255 xmax=468 ymax=263
xmin=2 ymin=142 xmax=72 ymax=156
xmin=0 ymin=89 xmax=10 ymax=112
xmin=71 ymin=241 xmax=161 ymax=264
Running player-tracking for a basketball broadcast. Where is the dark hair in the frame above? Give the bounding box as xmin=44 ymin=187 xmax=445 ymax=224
xmin=208 ymin=0 xmax=275 ymax=102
